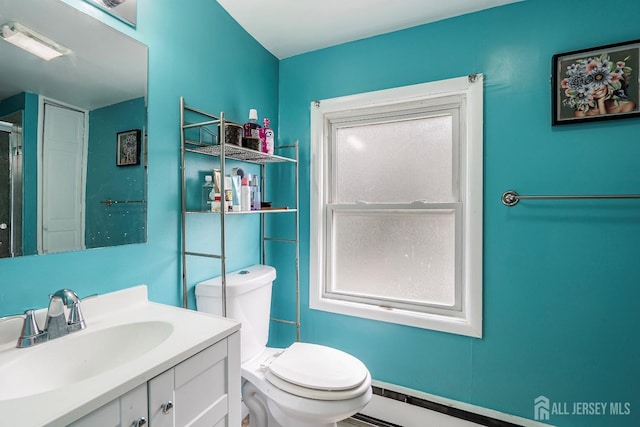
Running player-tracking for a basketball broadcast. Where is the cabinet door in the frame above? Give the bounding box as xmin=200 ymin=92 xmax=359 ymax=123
xmin=69 ymin=383 xmax=147 ymax=427
xmin=148 ymin=336 xmax=235 ymax=427
xmin=149 ymin=369 xmax=175 ymax=427
xmin=174 ymin=341 xmax=227 ymax=427
xmin=120 ymin=384 xmax=149 ymax=427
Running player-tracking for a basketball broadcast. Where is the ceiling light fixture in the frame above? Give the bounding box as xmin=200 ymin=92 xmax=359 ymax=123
xmin=0 ymin=22 xmax=70 ymax=61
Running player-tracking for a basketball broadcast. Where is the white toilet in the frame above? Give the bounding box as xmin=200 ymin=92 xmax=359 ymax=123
xmin=195 ymin=264 xmax=372 ymax=427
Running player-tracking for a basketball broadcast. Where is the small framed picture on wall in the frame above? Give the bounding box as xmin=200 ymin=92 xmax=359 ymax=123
xmin=116 ymin=129 xmax=142 ymax=166
xmin=552 ymin=39 xmax=640 ymax=125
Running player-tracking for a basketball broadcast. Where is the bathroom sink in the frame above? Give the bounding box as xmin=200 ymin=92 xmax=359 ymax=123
xmin=0 ymin=320 xmax=173 ymax=401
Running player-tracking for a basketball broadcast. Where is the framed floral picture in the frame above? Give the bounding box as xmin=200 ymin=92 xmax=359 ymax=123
xmin=116 ymin=129 xmax=141 ymax=166
xmin=552 ymin=40 xmax=640 ymax=125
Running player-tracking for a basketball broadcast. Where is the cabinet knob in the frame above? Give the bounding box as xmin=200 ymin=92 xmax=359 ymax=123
xmin=132 ymin=417 xmax=146 ymax=427
xmin=162 ymin=400 xmax=174 ymax=414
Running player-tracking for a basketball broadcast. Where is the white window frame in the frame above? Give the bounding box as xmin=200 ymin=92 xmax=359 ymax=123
xmin=310 ymin=75 xmax=483 ymax=337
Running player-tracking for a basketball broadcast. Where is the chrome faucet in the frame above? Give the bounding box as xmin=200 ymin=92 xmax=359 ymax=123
xmin=45 ymin=289 xmax=87 ymax=339
xmin=3 ymin=289 xmax=89 ymax=348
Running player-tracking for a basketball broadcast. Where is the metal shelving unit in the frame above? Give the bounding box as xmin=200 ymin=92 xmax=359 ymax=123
xmin=179 ymin=97 xmax=300 ymax=340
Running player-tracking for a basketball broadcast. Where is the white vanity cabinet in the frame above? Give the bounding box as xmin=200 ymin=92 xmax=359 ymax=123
xmin=70 ymin=331 xmax=241 ymax=427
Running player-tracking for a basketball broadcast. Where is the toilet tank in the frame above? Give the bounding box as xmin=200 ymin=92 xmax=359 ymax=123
xmin=195 ymin=264 xmax=276 ymax=363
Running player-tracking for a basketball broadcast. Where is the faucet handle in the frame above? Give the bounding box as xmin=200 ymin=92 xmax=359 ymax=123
xmin=17 ymin=310 xmax=47 ymax=348
xmin=21 ymin=310 xmax=41 ymax=336
xmin=68 ymin=291 xmax=97 ymax=332
xmin=67 ymin=301 xmax=86 ymax=332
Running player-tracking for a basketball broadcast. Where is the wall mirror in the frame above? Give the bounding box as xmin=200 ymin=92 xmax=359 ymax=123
xmin=0 ymin=0 xmax=148 ymax=258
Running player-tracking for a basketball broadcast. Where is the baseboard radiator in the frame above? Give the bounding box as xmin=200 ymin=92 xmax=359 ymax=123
xmin=351 ymin=385 xmax=526 ymax=427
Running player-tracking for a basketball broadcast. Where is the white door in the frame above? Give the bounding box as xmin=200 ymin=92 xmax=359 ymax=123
xmin=41 ymin=102 xmax=86 ymax=254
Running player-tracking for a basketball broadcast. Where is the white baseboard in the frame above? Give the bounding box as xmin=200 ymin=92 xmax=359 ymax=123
xmin=359 ymin=380 xmax=553 ymax=427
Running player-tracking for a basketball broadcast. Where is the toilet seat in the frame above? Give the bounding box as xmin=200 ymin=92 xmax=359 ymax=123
xmin=264 ymin=342 xmax=370 ymax=400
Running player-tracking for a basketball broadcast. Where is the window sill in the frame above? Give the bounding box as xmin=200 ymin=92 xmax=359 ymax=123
xmin=310 ymin=296 xmax=482 ymax=338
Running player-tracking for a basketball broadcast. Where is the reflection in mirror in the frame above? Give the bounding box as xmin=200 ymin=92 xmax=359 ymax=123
xmin=83 ymin=0 xmax=137 ymax=27
xmin=0 ymin=117 xmax=22 ymax=257
xmin=0 ymin=0 xmax=148 ymax=258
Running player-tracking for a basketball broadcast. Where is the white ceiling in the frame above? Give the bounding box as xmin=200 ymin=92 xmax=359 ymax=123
xmin=216 ymin=0 xmax=523 ymax=59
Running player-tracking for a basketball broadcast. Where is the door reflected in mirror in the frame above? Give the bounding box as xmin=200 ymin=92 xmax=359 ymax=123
xmin=0 ymin=0 xmax=148 ymax=258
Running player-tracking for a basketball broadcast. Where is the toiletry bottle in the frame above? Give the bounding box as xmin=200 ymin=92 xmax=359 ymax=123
xmin=251 ymin=174 xmax=261 ymax=210
xmin=243 ymin=109 xmax=261 ymax=139
xmin=259 ymin=117 xmax=275 ymax=155
xmin=212 ymin=194 xmax=221 ymax=213
xmin=202 ymin=175 xmax=214 ymax=211
xmin=230 ymin=175 xmax=241 ymax=212
xmin=224 ymin=176 xmax=233 ymax=212
xmin=241 ymin=177 xmax=251 ymax=211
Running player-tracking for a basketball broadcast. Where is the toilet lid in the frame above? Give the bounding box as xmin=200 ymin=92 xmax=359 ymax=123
xmin=264 ymin=368 xmax=371 ymax=401
xmin=266 ymin=342 xmax=369 ymax=392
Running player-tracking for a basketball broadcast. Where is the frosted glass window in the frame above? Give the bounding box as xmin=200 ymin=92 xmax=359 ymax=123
xmin=330 ymin=210 xmax=457 ymax=308
xmin=310 ymin=75 xmax=483 ymax=336
xmin=334 ymin=115 xmax=454 ymax=203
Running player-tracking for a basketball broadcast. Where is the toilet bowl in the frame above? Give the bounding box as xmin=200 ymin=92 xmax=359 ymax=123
xmin=195 ymin=265 xmax=372 ymax=427
xmin=242 ymin=345 xmax=372 ymax=427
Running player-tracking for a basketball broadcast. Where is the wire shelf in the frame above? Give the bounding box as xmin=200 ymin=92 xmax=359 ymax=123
xmin=184 ymin=140 xmax=296 ymax=164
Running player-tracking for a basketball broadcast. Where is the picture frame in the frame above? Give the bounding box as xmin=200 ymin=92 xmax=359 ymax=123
xmin=116 ymin=129 xmax=141 ymax=166
xmin=552 ymin=39 xmax=640 ymax=125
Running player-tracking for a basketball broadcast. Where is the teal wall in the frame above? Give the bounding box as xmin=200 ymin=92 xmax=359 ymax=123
xmin=277 ymin=0 xmax=640 ymax=426
xmin=86 ymin=97 xmax=147 ymax=248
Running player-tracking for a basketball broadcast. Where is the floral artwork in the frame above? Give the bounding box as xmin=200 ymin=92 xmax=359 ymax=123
xmin=552 ymin=40 xmax=640 ymax=125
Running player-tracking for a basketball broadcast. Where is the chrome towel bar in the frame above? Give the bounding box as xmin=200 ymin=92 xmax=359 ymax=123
xmin=501 ymin=190 xmax=640 ymax=207
xmin=100 ymin=198 xmax=146 ymax=207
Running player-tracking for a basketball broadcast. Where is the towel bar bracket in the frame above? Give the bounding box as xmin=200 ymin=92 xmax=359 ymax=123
xmin=501 ymin=191 xmax=520 ymax=206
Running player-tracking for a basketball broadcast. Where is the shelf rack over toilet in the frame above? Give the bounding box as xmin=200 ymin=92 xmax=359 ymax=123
xmin=179 ymin=97 xmax=300 ymax=341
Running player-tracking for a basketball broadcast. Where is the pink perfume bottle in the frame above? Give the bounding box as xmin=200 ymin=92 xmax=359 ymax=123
xmin=259 ymin=117 xmax=275 ymax=154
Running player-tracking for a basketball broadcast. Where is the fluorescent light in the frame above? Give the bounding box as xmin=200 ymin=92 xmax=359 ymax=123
xmin=0 ymin=22 xmax=70 ymax=61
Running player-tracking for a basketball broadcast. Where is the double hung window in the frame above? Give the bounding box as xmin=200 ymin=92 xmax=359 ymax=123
xmin=310 ymin=75 xmax=483 ymax=337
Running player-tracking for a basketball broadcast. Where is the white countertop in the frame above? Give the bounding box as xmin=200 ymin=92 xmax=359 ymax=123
xmin=0 ymin=286 xmax=240 ymax=427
